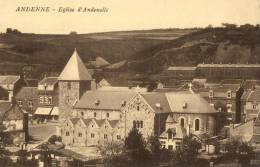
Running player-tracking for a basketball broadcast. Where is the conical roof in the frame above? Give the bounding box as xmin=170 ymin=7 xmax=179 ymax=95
xmin=58 ymin=49 xmax=92 ymax=81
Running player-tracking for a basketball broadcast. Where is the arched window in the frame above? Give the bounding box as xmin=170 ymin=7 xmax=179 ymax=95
xmin=195 ymin=119 xmax=200 ymax=131
xmin=136 ymin=121 xmax=140 ymax=128
xmin=180 ymin=118 xmax=185 ymax=127
xmin=133 ymin=121 xmax=136 ymax=128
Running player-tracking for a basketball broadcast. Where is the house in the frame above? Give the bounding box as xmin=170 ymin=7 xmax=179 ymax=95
xmin=34 ymin=77 xmax=59 ymax=121
xmin=159 ymin=115 xmax=186 ymax=150
xmin=198 ymin=83 xmax=244 ymax=123
xmin=241 ymin=88 xmax=260 ymax=121
xmin=15 ymin=87 xmax=38 ymax=117
xmin=0 ymin=75 xmax=25 ymax=102
xmin=0 ymin=101 xmax=29 ymax=145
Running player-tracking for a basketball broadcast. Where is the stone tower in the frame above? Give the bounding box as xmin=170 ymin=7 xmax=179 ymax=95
xmin=58 ymin=49 xmax=93 ymax=121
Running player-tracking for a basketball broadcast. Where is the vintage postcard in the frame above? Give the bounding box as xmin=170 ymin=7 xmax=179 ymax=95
xmin=0 ymin=0 xmax=260 ymax=167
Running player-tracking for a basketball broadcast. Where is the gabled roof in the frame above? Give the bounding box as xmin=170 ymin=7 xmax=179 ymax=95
xmin=141 ymin=93 xmax=171 ymax=114
xmin=165 ymin=115 xmax=175 ymax=123
xmin=75 ymin=90 xmax=136 ymax=110
xmin=58 ymin=49 xmax=92 ymax=81
xmin=15 ymin=87 xmax=38 ymax=99
xmin=241 ymin=88 xmax=260 ymax=102
xmin=39 ymin=77 xmax=58 ymax=86
xmin=166 ymin=93 xmax=217 ymax=114
xmin=0 ymin=75 xmax=20 ymax=85
xmin=98 ymin=79 xmax=111 ymax=87
xmin=69 ymin=118 xmax=80 ymax=125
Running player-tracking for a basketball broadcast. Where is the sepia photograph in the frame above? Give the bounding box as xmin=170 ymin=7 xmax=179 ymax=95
xmin=0 ymin=0 xmax=260 ymax=166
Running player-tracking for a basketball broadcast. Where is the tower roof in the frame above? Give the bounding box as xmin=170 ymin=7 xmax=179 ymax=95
xmin=58 ymin=49 xmax=92 ymax=81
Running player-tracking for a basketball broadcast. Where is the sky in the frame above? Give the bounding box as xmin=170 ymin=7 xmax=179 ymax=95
xmin=0 ymin=0 xmax=260 ymax=34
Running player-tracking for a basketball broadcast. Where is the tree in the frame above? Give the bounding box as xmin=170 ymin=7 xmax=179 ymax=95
xmin=223 ymin=137 xmax=253 ymax=167
xmin=125 ymin=128 xmax=151 ymax=166
xmin=175 ymin=135 xmax=202 ymax=167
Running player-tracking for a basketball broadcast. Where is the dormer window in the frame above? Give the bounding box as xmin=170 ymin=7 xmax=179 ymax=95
xmin=227 ymin=90 xmax=232 ymax=99
xmin=155 ymin=103 xmax=161 ymax=109
xmin=95 ymin=99 xmax=100 ymax=106
xmin=183 ymin=103 xmax=188 ymax=109
xmin=209 ymin=90 xmax=214 ymax=98
xmin=121 ymin=100 xmax=126 ymax=107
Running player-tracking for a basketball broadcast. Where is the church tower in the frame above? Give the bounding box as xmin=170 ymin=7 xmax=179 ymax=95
xmin=58 ymin=49 xmax=93 ymax=121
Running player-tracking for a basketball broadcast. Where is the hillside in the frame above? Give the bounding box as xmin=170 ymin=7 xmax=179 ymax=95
xmin=0 ymin=28 xmax=195 ymax=77
xmin=129 ymin=26 xmax=260 ymax=73
xmin=0 ymin=27 xmax=259 ymax=79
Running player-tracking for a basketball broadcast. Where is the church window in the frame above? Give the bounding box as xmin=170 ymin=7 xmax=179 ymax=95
xmin=136 ymin=121 xmax=140 ymax=128
xmin=133 ymin=121 xmax=136 ymax=128
xmin=104 ymin=134 xmax=107 ymax=139
xmin=137 ymin=105 xmax=140 ymax=111
xmin=78 ymin=132 xmax=82 ymax=137
xmin=66 ymin=132 xmax=69 ymax=136
xmin=67 ymin=82 xmax=71 ymax=90
xmin=195 ymin=119 xmax=200 ymax=131
xmin=180 ymin=118 xmax=185 ymax=127
xmin=91 ymin=133 xmax=95 ymax=138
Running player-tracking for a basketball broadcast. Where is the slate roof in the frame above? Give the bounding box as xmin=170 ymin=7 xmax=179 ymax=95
xmin=39 ymin=77 xmax=58 ymax=86
xmin=166 ymin=93 xmax=217 ymax=114
xmin=75 ymin=90 xmax=136 ymax=110
xmin=15 ymin=87 xmax=38 ymax=99
xmin=58 ymin=49 xmax=92 ymax=81
xmin=141 ymin=93 xmax=171 ymax=114
xmin=0 ymin=75 xmax=20 ymax=85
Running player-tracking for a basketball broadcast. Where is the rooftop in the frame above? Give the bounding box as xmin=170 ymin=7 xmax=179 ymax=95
xmin=167 ymin=66 xmax=197 ymax=71
xmin=197 ymin=63 xmax=260 ymax=68
xmin=15 ymin=87 xmax=38 ymax=100
xmin=75 ymin=90 xmax=136 ymax=110
xmin=165 ymin=92 xmax=217 ymax=114
xmin=141 ymin=93 xmax=171 ymax=114
xmin=0 ymin=75 xmax=20 ymax=85
xmin=39 ymin=77 xmax=58 ymax=86
xmin=58 ymin=49 xmax=92 ymax=81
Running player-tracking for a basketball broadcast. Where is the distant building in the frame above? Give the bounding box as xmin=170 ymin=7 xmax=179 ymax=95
xmin=0 ymin=101 xmax=29 ymax=145
xmin=15 ymin=87 xmax=38 ymax=117
xmin=198 ymin=84 xmax=244 ymax=123
xmin=241 ymin=88 xmax=260 ymax=121
xmin=35 ymin=77 xmax=59 ymax=121
xmin=161 ymin=66 xmax=196 ymax=80
xmin=196 ymin=63 xmax=260 ymax=80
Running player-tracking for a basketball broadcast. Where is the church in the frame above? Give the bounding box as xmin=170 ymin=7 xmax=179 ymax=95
xmin=58 ymin=49 xmax=219 ymax=147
